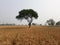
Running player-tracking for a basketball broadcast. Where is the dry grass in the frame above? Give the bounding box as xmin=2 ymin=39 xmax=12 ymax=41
xmin=0 ymin=26 xmax=60 ymax=45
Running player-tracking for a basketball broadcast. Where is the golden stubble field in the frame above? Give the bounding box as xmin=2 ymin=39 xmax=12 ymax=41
xmin=0 ymin=26 xmax=60 ymax=45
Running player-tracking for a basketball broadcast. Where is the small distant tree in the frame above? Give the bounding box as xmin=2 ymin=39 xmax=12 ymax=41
xmin=56 ymin=21 xmax=60 ymax=26
xmin=40 ymin=24 xmax=42 ymax=26
xmin=46 ymin=19 xmax=55 ymax=26
xmin=16 ymin=9 xmax=38 ymax=28
xmin=32 ymin=23 xmax=36 ymax=25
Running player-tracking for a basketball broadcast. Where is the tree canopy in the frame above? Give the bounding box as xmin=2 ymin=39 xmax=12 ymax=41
xmin=46 ymin=19 xmax=55 ymax=26
xmin=56 ymin=21 xmax=60 ymax=26
xmin=16 ymin=9 xmax=38 ymax=20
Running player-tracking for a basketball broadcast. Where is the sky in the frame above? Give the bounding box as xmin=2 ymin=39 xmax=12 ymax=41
xmin=0 ymin=0 xmax=60 ymax=25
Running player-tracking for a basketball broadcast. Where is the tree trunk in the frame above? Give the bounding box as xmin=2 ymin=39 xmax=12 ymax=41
xmin=28 ymin=22 xmax=31 ymax=28
xmin=27 ymin=17 xmax=33 ymax=28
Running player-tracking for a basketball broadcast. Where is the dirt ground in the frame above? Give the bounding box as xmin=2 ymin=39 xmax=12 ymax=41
xmin=0 ymin=26 xmax=60 ymax=45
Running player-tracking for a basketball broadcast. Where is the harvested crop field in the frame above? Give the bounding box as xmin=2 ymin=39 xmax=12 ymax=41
xmin=0 ymin=26 xmax=60 ymax=45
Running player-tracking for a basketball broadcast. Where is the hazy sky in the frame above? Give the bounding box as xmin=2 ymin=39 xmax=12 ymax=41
xmin=0 ymin=0 xmax=60 ymax=25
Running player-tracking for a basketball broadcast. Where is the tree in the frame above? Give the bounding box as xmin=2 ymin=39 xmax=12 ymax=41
xmin=40 ymin=24 xmax=42 ymax=26
xmin=16 ymin=9 xmax=38 ymax=28
xmin=46 ymin=19 xmax=55 ymax=26
xmin=56 ymin=21 xmax=60 ymax=26
xmin=32 ymin=23 xmax=36 ymax=25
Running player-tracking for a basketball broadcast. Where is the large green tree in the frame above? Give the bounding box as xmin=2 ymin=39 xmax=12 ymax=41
xmin=16 ymin=9 xmax=38 ymax=28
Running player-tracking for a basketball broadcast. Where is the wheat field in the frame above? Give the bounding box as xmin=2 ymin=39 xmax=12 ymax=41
xmin=0 ymin=26 xmax=60 ymax=45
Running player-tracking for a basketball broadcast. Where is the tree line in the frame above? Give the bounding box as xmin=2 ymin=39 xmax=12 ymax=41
xmin=46 ymin=19 xmax=60 ymax=26
xmin=16 ymin=9 xmax=60 ymax=28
